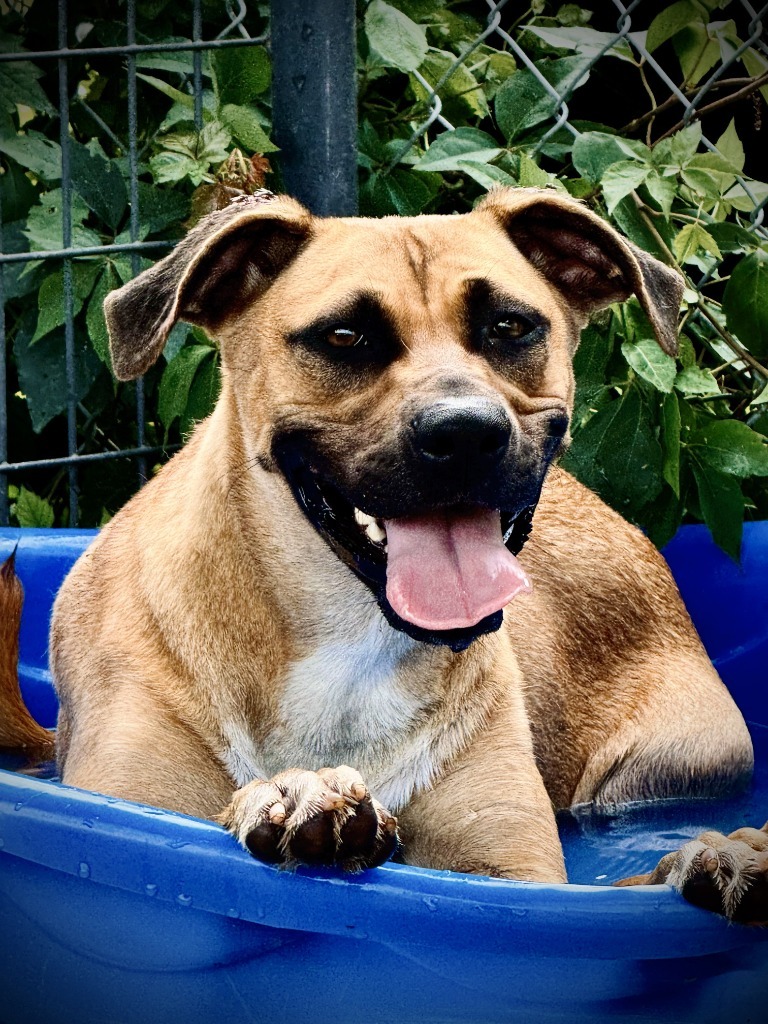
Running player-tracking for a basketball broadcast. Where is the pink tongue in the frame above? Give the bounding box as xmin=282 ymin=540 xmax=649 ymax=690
xmin=384 ymin=508 xmax=531 ymax=631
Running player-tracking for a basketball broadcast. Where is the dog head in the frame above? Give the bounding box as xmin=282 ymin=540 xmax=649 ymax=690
xmin=106 ymin=188 xmax=682 ymax=651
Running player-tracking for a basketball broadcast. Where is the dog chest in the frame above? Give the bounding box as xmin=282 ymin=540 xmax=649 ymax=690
xmin=218 ymin=616 xmax=443 ymax=806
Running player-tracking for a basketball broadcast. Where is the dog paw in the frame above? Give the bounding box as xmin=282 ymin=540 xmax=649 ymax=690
xmin=616 ymin=823 xmax=768 ymax=924
xmin=216 ymin=765 xmax=399 ymax=871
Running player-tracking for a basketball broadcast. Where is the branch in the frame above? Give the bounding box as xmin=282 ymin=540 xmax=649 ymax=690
xmin=621 ymin=74 xmax=768 ymax=136
xmin=656 ymin=71 xmax=768 ymax=143
xmin=694 ymin=300 xmax=768 ymax=382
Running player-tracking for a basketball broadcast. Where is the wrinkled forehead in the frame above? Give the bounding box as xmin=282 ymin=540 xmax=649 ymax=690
xmin=267 ymin=211 xmax=558 ymax=327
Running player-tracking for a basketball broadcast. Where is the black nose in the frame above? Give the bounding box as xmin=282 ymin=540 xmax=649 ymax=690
xmin=411 ymin=399 xmax=512 ymax=465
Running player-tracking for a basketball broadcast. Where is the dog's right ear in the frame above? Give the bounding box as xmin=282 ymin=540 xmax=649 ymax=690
xmin=105 ymin=192 xmax=312 ymax=381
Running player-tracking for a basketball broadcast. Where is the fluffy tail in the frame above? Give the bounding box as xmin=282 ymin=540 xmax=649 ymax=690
xmin=0 ymin=548 xmax=55 ymax=760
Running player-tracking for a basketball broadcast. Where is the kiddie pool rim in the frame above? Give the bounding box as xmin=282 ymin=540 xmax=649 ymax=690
xmin=1 ymin=524 xmax=767 ymax=967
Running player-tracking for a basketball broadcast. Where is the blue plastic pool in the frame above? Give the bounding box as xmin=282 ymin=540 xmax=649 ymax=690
xmin=1 ymin=524 xmax=766 ymax=1024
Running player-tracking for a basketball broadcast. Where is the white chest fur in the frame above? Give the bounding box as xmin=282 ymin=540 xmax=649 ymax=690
xmin=219 ymin=611 xmax=446 ymax=811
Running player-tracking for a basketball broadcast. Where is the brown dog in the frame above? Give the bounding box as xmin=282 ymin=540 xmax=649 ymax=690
xmin=4 ymin=187 xmax=767 ymax=919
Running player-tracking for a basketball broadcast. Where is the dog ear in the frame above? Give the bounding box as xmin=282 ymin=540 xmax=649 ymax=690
xmin=480 ymin=188 xmax=683 ymax=355
xmin=104 ymin=192 xmax=312 ymax=381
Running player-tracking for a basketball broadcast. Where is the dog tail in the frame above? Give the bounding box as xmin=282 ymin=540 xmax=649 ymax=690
xmin=0 ymin=548 xmax=55 ymax=760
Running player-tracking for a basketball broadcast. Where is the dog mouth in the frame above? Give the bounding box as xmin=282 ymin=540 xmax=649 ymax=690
xmin=275 ymin=445 xmax=536 ymax=652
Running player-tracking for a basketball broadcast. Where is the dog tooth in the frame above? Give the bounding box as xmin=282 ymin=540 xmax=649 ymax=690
xmin=354 ymin=508 xmax=376 ymax=527
xmin=365 ymin=520 xmax=386 ymax=544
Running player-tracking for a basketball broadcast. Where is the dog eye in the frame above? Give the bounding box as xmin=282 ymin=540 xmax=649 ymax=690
xmin=326 ymin=327 xmax=365 ymax=348
xmin=487 ymin=316 xmax=533 ymax=345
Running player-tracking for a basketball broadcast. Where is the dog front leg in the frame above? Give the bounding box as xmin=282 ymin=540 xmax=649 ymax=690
xmin=397 ymin=698 xmax=567 ymax=883
xmin=216 ymin=765 xmax=399 ymax=871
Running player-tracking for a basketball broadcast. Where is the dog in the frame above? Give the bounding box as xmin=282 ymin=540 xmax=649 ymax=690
xmin=2 ymin=187 xmax=766 ymax=920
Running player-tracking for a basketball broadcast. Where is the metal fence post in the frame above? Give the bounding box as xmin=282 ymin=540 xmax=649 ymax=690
xmin=270 ymin=0 xmax=358 ymax=216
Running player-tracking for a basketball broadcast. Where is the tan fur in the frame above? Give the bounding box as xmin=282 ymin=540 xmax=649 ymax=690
xmin=0 ymin=552 xmax=55 ymax=760
xmin=11 ymin=189 xmax=755 ymax=893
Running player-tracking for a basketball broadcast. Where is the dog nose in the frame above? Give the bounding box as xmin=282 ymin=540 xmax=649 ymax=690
xmin=411 ymin=398 xmax=512 ymax=465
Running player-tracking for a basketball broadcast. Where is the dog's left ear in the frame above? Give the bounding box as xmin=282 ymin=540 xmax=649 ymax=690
xmin=105 ymin=192 xmax=313 ymax=380
xmin=480 ymin=188 xmax=683 ymax=355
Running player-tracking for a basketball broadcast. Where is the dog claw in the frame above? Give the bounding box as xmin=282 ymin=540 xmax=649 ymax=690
xmin=269 ymin=802 xmax=286 ymax=825
xmin=701 ymin=848 xmax=719 ymax=875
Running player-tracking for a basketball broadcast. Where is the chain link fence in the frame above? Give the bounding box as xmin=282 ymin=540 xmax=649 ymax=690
xmin=396 ymin=0 xmax=767 ymax=232
xmin=0 ymin=0 xmax=267 ymax=527
xmin=1 ymin=0 xmax=767 ymax=535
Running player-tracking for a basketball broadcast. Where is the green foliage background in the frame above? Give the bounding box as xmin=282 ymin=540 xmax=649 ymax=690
xmin=2 ymin=0 xmax=768 ymax=557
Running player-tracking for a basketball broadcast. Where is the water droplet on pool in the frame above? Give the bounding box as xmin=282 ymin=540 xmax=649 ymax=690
xmin=177 ymin=893 xmax=192 ymax=907
xmin=14 ymin=802 xmax=24 ymax=811
xmin=0 ymin=837 xmax=5 ymax=849
xmin=82 ymin=819 xmax=94 ymax=829
xmin=78 ymin=862 xmax=90 ymax=879
xmin=167 ymin=839 xmax=189 ymax=850
xmin=145 ymin=883 xmax=158 ymax=897
xmin=422 ymin=896 xmax=439 ymax=911
xmin=227 ymin=908 xmax=240 ymax=919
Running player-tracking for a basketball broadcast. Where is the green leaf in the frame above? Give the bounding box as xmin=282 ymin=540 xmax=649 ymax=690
xmin=690 ymin=458 xmax=744 ymax=560
xmin=415 ymin=49 xmax=488 ymax=119
xmin=32 ymin=262 xmax=101 ymax=344
xmin=571 ymin=131 xmax=649 ymax=182
xmin=136 ymin=182 xmax=189 ymax=235
xmin=673 ymin=24 xmax=721 ymax=86
xmin=0 ymin=61 xmax=55 ymax=116
xmin=713 ymin=119 xmax=745 ymax=174
xmin=180 ymin=354 xmax=221 ymax=435
xmin=653 ymin=123 xmax=703 ymax=174
xmin=158 ymin=344 xmax=216 ymax=433
xmin=370 ymin=169 xmax=434 ymax=215
xmin=661 ymin=392 xmax=682 ymax=496
xmin=135 ymin=49 xmax=196 ymax=76
xmin=13 ymin=486 xmax=54 ymax=528
xmin=24 ymin=189 xmax=101 ymax=251
xmin=413 ymin=128 xmax=501 ymax=172
xmin=672 ymin=222 xmax=721 ymax=264
xmin=162 ymin=323 xmax=190 ymax=364
xmin=644 ymin=169 xmax=676 ymax=216
xmin=706 ymin=222 xmax=755 ymax=254
xmin=674 ymin=365 xmax=719 ymax=396
xmin=150 ymin=150 xmax=201 ymax=185
xmin=365 ymin=1 xmax=428 ymax=72
xmin=86 ymin=263 xmax=122 ymax=369
xmin=564 ymin=385 xmax=663 ymax=512
xmin=525 ymin=25 xmax=635 ymax=62
xmin=610 ymin=195 xmax=670 ymax=259
xmin=456 ymin=160 xmax=516 ymax=190
xmin=621 ymin=336 xmax=676 ymax=392
xmin=14 ymin=317 xmax=102 ymax=433
xmin=723 ymin=252 xmax=768 ymax=358
xmin=495 ymin=56 xmax=591 ymax=143
xmin=0 ymin=130 xmax=62 ymax=181
xmin=518 ymin=154 xmax=555 ymax=188
xmin=687 ymin=418 xmax=768 ymax=477
xmin=478 ymin=50 xmax=517 ymax=100
xmin=601 ymin=159 xmax=650 ymax=214
xmin=220 ymin=104 xmax=279 ymax=153
xmin=681 ymin=152 xmax=739 ymax=198
xmin=646 ymin=1 xmax=700 ymax=53
xmin=212 ymin=46 xmax=270 ymax=106
xmin=640 ymin=484 xmax=684 ymax=551
xmin=722 ymin=178 xmax=768 ymax=213
xmin=69 ymin=141 xmax=127 ymax=232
